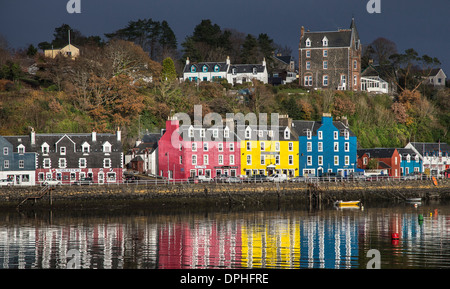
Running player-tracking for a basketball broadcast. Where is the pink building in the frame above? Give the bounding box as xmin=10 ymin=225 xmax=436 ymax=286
xmin=158 ymin=118 xmax=241 ymax=180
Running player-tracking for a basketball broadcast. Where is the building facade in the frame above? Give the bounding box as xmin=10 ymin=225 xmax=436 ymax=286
xmin=0 ymin=135 xmax=36 ymax=186
xmin=357 ymin=148 xmax=401 ymax=177
xmin=397 ymin=148 xmax=422 ymax=176
xmin=183 ymin=57 xmax=268 ymax=85
xmin=405 ymin=142 xmax=450 ymax=177
xmin=298 ymin=18 xmax=361 ymax=91
xmin=240 ymin=124 xmax=299 ymax=178
xmin=292 ymin=114 xmax=357 ymax=177
xmin=125 ymin=133 xmax=160 ymax=175
xmin=158 ymin=118 xmax=242 ymax=180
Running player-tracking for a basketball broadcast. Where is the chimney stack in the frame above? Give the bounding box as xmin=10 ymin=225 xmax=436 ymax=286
xmin=92 ymin=130 xmax=97 ymax=142
xmin=301 ymin=26 xmax=305 ymax=38
xmin=117 ymin=127 xmax=121 ymax=142
xmin=30 ymin=127 xmax=36 ymax=145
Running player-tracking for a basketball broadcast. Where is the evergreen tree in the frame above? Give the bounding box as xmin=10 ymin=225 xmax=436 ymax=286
xmin=161 ymin=57 xmax=177 ymax=82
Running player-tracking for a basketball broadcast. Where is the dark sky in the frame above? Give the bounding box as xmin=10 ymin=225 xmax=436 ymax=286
xmin=1 ymin=0 xmax=449 ymax=72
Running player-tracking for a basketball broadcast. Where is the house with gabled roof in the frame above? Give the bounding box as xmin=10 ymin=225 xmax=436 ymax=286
xmin=125 ymin=132 xmax=161 ymax=175
xmin=357 ymin=148 xmax=401 ymax=177
xmin=425 ymin=68 xmax=447 ymax=87
xmin=182 ymin=56 xmax=268 ymax=85
xmin=405 ymin=142 xmax=450 ymax=177
xmin=298 ymin=18 xmax=361 ymax=91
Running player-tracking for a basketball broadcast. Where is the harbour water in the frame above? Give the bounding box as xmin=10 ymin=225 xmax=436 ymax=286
xmin=1 ymin=200 xmax=450 ymax=269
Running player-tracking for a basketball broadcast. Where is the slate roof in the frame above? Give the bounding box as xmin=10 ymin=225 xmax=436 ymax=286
xmin=230 ymin=64 xmax=265 ymax=74
xmin=357 ymin=148 xmax=397 ymax=158
xmin=290 ymin=120 xmax=356 ymax=137
xmin=183 ymin=62 xmax=229 ymax=73
xmin=300 ymin=30 xmax=352 ymax=49
xmin=397 ymin=148 xmax=420 ymax=158
xmin=408 ymin=142 xmax=450 ymax=155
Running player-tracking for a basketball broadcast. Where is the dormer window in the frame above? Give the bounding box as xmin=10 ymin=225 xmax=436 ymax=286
xmin=202 ymin=65 xmax=208 ymax=72
xmin=322 ymin=36 xmax=328 ymax=47
xmin=60 ymin=147 xmax=66 ymax=155
xmin=41 ymin=143 xmax=49 ymax=155
xmin=224 ymin=127 xmax=229 ymax=138
xmin=284 ymin=128 xmax=290 ymax=139
xmin=190 ymin=65 xmax=196 ymax=73
xmin=245 ymin=127 xmax=251 ymax=139
xmin=253 ymin=67 xmax=257 ymax=74
xmin=103 ymin=142 xmax=111 ymax=153
xmin=306 ymin=130 xmax=312 ymax=139
xmin=214 ymin=65 xmax=220 ymax=72
xmin=305 ymin=38 xmax=311 ymax=47
xmin=188 ymin=126 xmax=194 ymax=138
xmin=232 ymin=68 xmax=237 ymax=75
xmin=82 ymin=142 xmax=90 ymax=153
xmin=18 ymin=144 xmax=25 ymax=154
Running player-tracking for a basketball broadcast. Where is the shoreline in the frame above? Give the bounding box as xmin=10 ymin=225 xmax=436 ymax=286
xmin=2 ymin=179 xmax=449 ymax=211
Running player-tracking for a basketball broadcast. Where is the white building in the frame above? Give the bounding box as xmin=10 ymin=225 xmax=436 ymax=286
xmin=361 ymin=76 xmax=389 ymax=94
xmin=405 ymin=142 xmax=450 ymax=177
xmin=426 ymin=68 xmax=447 ymax=87
xmin=183 ymin=57 xmax=268 ymax=85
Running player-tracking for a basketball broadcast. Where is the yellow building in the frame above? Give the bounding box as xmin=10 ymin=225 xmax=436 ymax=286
xmin=240 ymin=125 xmax=299 ymax=177
xmin=44 ymin=44 xmax=79 ymax=60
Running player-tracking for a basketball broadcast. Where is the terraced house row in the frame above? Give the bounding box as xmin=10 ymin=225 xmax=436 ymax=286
xmin=157 ymin=113 xmax=358 ymax=180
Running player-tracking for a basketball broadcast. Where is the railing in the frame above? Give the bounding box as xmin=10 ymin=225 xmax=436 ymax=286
xmin=26 ymin=174 xmax=444 ymax=187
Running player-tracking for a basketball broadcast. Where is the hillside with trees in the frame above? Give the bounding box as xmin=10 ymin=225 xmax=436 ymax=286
xmin=0 ymin=21 xmax=448 ymax=151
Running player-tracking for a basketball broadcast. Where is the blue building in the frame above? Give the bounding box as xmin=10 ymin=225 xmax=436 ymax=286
xmin=292 ymin=113 xmax=357 ymax=177
xmin=397 ymin=148 xmax=422 ymax=176
xmin=0 ymin=134 xmax=36 ymax=185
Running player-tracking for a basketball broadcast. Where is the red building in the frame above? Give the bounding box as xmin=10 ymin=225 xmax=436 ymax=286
xmin=357 ymin=148 xmax=401 ymax=177
xmin=158 ymin=117 xmax=241 ymax=180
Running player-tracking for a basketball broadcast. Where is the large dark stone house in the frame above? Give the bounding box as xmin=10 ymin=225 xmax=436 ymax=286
xmin=299 ymin=18 xmax=362 ymax=91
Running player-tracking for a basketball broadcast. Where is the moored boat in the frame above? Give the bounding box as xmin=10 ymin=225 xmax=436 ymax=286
xmin=334 ymin=200 xmax=361 ymax=207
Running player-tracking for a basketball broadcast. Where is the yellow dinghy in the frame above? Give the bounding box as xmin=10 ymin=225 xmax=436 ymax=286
xmin=335 ymin=200 xmax=361 ymax=207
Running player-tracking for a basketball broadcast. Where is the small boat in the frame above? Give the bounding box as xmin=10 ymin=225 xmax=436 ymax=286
xmin=406 ymin=198 xmax=422 ymax=202
xmin=335 ymin=200 xmax=361 ymax=207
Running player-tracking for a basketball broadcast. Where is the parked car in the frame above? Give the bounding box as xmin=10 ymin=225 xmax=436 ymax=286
xmin=267 ymin=174 xmax=288 ymax=183
xmin=290 ymin=176 xmax=306 ymax=183
xmin=197 ymin=175 xmax=213 ymax=183
xmin=74 ymin=177 xmax=93 ymax=186
xmin=0 ymin=179 xmax=14 ymax=187
xmin=43 ymin=178 xmax=62 ymax=186
xmin=320 ymin=172 xmax=337 ymax=181
xmin=401 ymin=173 xmax=416 ymax=180
xmin=224 ymin=176 xmax=242 ymax=183
xmin=349 ymin=171 xmax=366 ymax=181
xmin=245 ymin=175 xmax=268 ymax=183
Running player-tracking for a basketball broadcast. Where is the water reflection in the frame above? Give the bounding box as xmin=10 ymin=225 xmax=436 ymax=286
xmin=1 ymin=204 xmax=450 ymax=269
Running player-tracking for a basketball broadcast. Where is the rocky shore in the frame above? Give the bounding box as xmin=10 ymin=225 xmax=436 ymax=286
xmin=1 ymin=179 xmax=448 ymax=211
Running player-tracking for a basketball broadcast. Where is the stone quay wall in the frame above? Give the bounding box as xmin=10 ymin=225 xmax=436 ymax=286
xmin=1 ymin=179 xmax=449 ymax=210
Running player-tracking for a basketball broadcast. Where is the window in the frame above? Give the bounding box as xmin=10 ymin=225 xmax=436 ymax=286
xmin=334 ymin=156 xmax=339 ymax=166
xmin=59 ymin=158 xmax=66 ymax=168
xmin=19 ymin=160 xmax=24 ymax=169
xmin=261 ymin=142 xmax=265 ymax=151
xmin=229 ymin=143 xmax=234 ymax=151
xmin=288 ymin=155 xmax=293 ymax=165
xmin=192 ymin=155 xmax=197 ymax=165
xmin=284 ymin=128 xmax=290 ymax=139
xmin=275 ymin=155 xmax=280 ymax=165
xmin=246 ymin=142 xmax=251 ymax=151
xmin=306 ymin=61 xmax=311 ymax=70
xmin=260 ymin=155 xmax=265 ymax=165
xmin=304 ymin=76 xmax=312 ymax=86
xmin=59 ymin=146 xmax=66 ymax=155
xmin=354 ymin=75 xmax=357 ymax=86
xmin=104 ymin=158 xmax=111 ymax=168
xmin=318 ymin=156 xmax=323 ymax=166
xmin=306 ymin=130 xmax=312 ymax=139
xmin=200 ymin=129 xmax=205 ymax=138
xmin=334 ymin=142 xmax=339 ymax=152
xmin=353 ymin=60 xmax=358 ymax=70
xmin=82 ymin=142 xmax=90 ymax=153
xmin=323 ymin=75 xmax=328 ymax=86
xmin=214 ymin=65 xmax=220 ymax=72
xmin=232 ymin=68 xmax=237 ymax=75
xmin=230 ymin=155 xmax=235 ymax=165
xmin=318 ymin=142 xmax=323 ymax=152
xmin=79 ymin=158 xmax=87 ymax=168
xmin=344 ymin=130 xmax=349 ymax=139
xmin=43 ymin=158 xmax=52 ymax=168
xmin=219 ymin=155 xmax=223 ymax=165
xmin=334 ymin=131 xmax=338 ymax=140
xmin=307 ymin=156 xmax=312 ymax=166
xmin=18 ymin=145 xmax=25 ymax=154
xmin=363 ymin=157 xmax=368 ymax=165
xmin=246 ymin=155 xmax=252 ymax=165
xmin=192 ymin=143 xmax=197 ymax=151
xmin=306 ymin=38 xmax=311 ymax=47
xmin=307 ymin=142 xmax=312 ymax=152
xmin=42 ymin=143 xmax=49 ymax=154
xmin=203 ymin=142 xmax=208 ymax=151
xmin=253 ymin=67 xmax=257 ymax=74
xmin=224 ymin=128 xmax=229 ymax=138
xmin=306 ymin=50 xmax=311 ymax=58
xmin=103 ymin=143 xmax=111 ymax=153
xmin=204 ymin=155 xmax=209 ymax=165
xmin=107 ymin=172 xmax=116 ymax=182
xmin=4 ymin=160 xmax=9 ymax=169
xmin=245 ymin=128 xmax=251 ymax=139
xmin=323 ymin=50 xmax=328 ymax=57
xmin=218 ymin=143 xmax=223 ymax=152
xmin=322 ymin=36 xmax=328 ymax=47
xmin=275 ymin=142 xmax=280 ymax=151
xmin=345 ymin=156 xmax=350 ymax=166
xmin=288 ymin=142 xmax=293 ymax=151
xmin=191 ymin=65 xmax=196 ymax=72
xmin=345 ymin=142 xmax=349 ymax=152
xmin=188 ymin=127 xmax=194 ymax=137
xmin=318 ymin=131 xmax=323 ymax=140
xmin=323 ymin=61 xmax=328 ymax=69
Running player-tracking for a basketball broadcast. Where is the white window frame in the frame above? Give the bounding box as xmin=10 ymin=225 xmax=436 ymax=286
xmin=192 ymin=155 xmax=197 ymax=165
xmin=103 ymin=158 xmax=111 ymax=168
xmin=59 ymin=158 xmax=67 ymax=168
xmin=318 ymin=156 xmax=323 ymax=166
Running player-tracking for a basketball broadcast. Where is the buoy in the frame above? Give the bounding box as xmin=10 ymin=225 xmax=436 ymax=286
xmin=391 ymin=233 xmax=399 ymax=240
